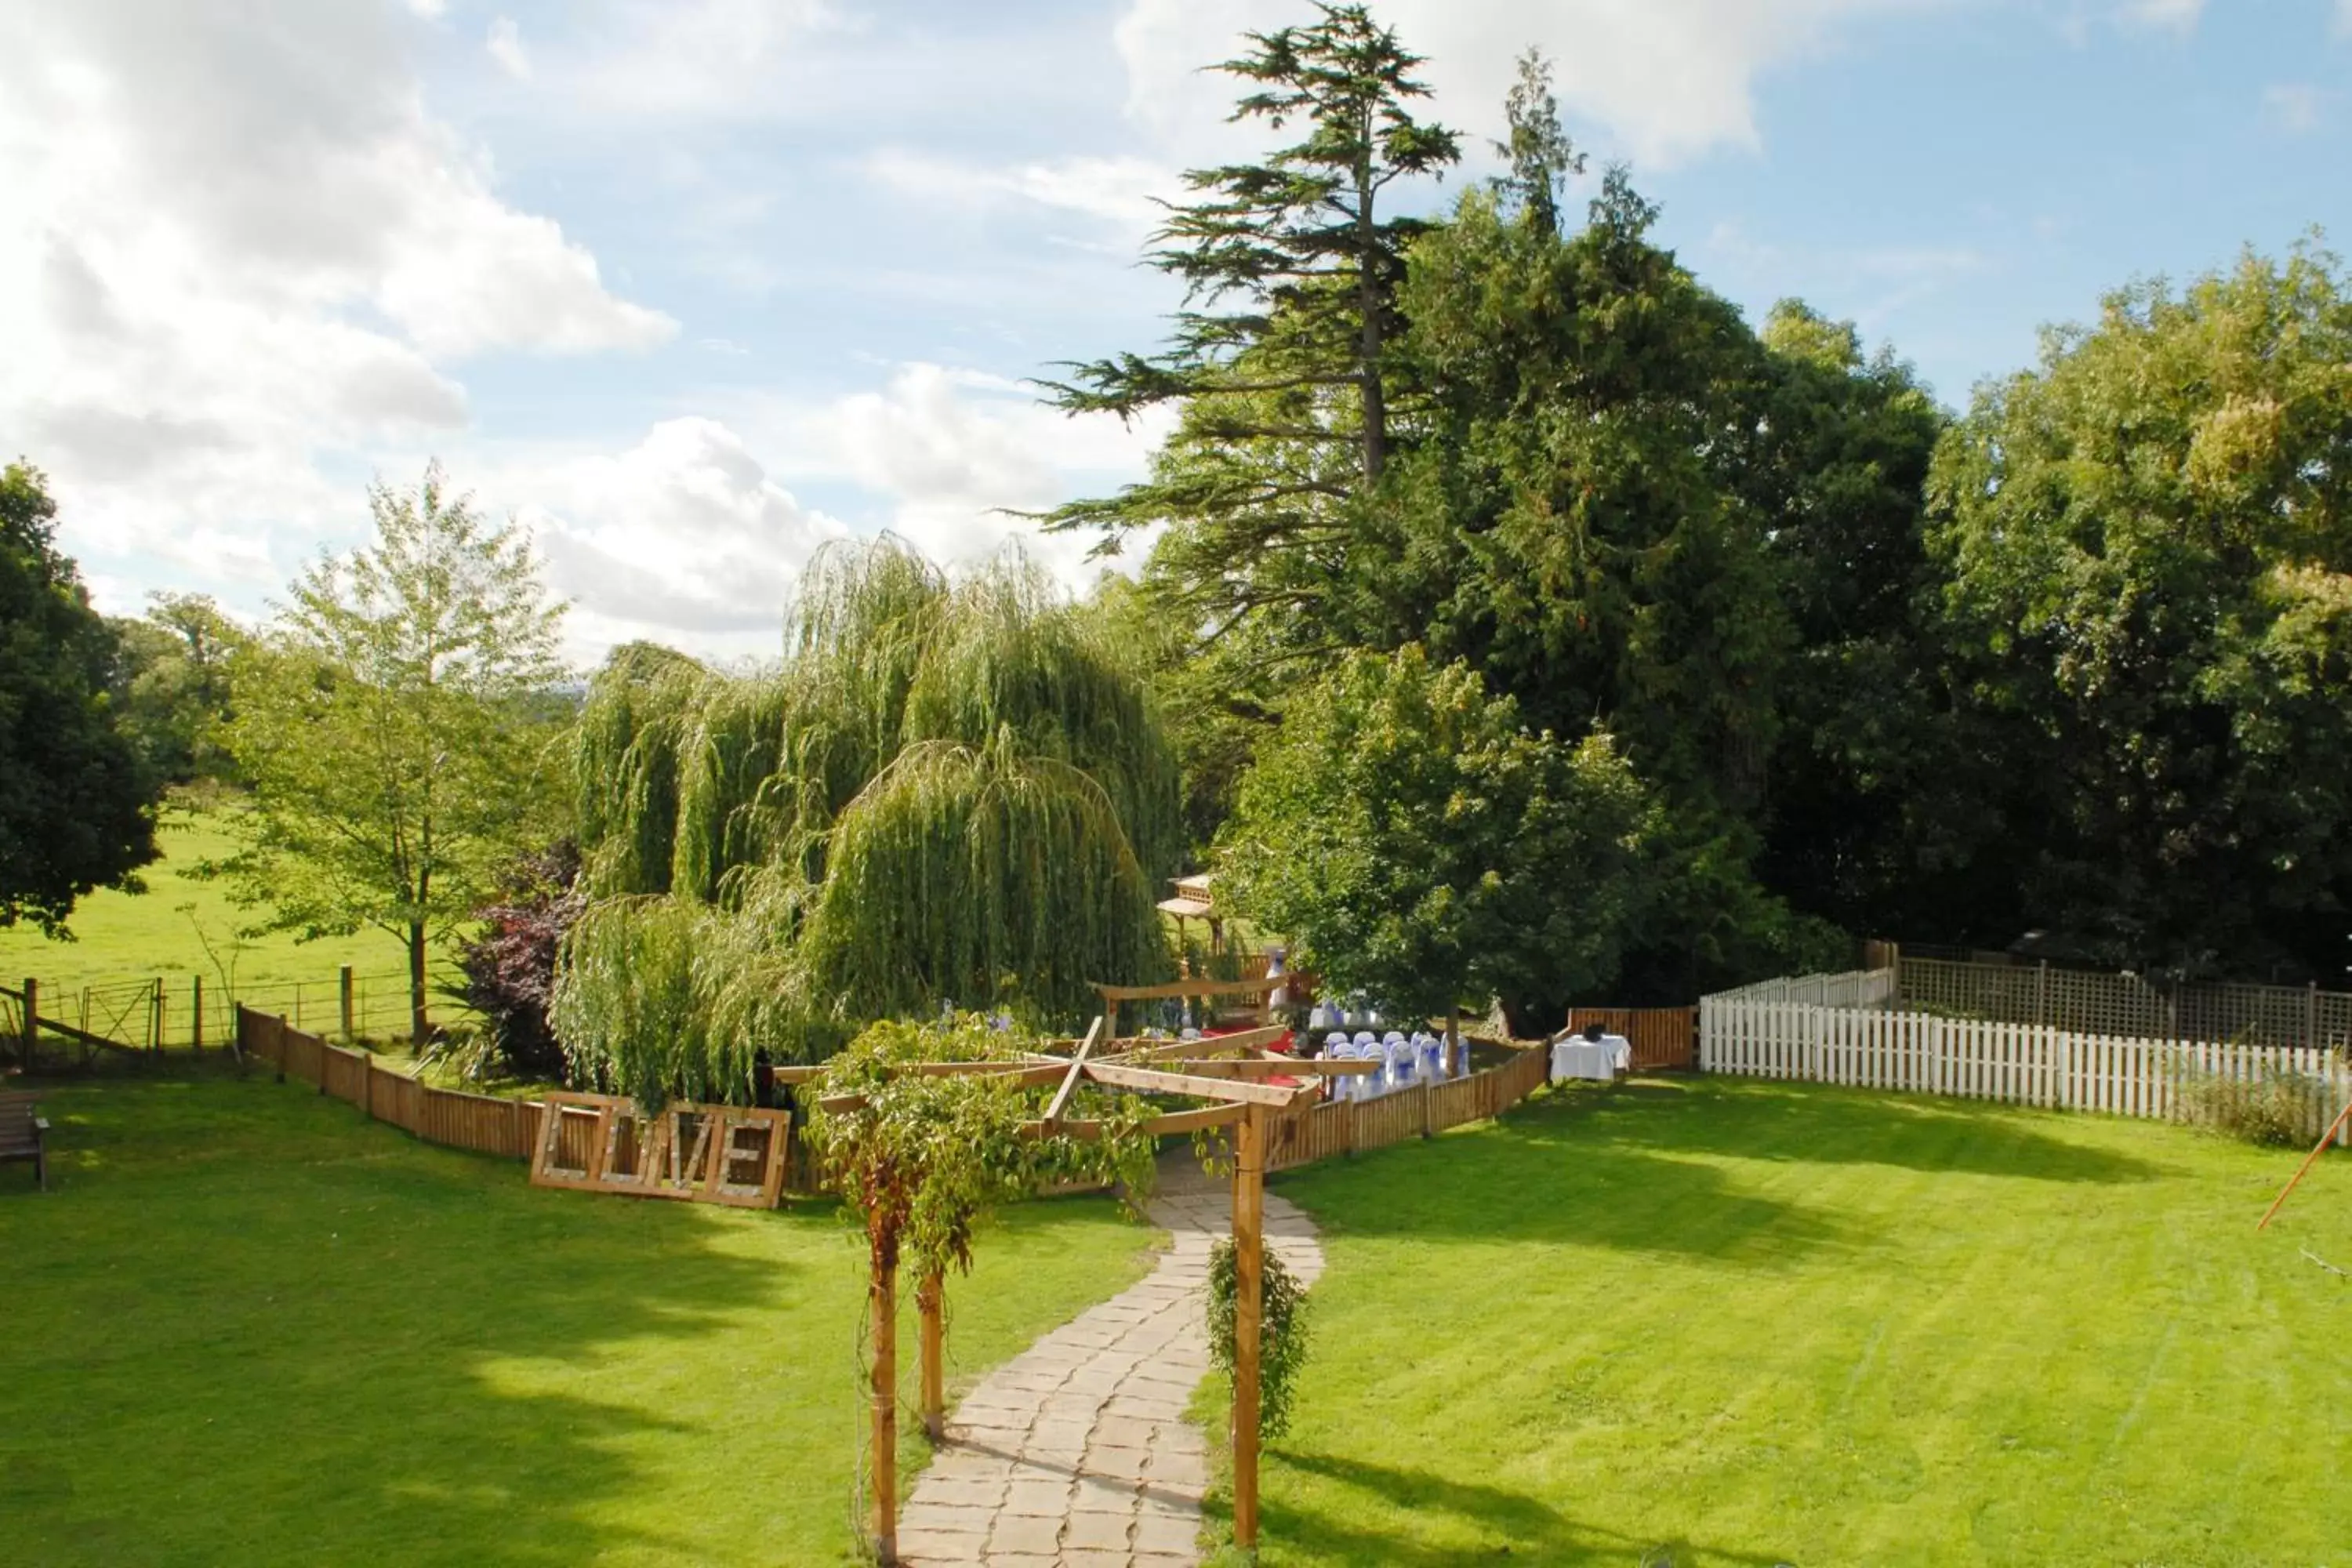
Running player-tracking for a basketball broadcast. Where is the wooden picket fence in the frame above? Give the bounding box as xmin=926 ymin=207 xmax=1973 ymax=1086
xmin=1564 ymin=1007 xmax=1697 ymax=1071
xmin=1700 ymin=996 xmax=2352 ymax=1145
xmin=238 ymin=1005 xmax=546 ymax=1161
xmin=1265 ymin=1044 xmax=1549 ymax=1173
xmin=236 ymin=1004 xmax=1564 ymax=1192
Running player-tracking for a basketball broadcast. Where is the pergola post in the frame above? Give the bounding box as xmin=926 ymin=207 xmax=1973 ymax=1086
xmin=918 ymin=1270 xmax=946 ymax=1441
xmin=1232 ymin=1102 xmax=1265 ymax=1552
xmin=871 ymin=1249 xmax=899 ymax=1566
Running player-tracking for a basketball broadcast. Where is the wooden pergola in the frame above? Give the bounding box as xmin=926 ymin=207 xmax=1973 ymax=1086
xmin=774 ymin=1011 xmax=1375 ymax=1564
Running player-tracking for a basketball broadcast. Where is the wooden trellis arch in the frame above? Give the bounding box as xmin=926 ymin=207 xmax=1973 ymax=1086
xmin=772 ymin=1014 xmax=1377 ymax=1564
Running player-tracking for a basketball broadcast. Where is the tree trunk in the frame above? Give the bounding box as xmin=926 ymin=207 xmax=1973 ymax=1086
xmin=1356 ymin=169 xmax=1387 ymax=485
xmin=408 ymin=920 xmax=430 ymax=1045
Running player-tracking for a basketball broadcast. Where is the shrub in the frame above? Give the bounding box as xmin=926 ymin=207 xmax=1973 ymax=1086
xmin=452 ymin=841 xmax=582 ymax=1080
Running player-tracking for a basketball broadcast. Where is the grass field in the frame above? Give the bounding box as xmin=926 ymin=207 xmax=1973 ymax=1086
xmin=0 ymin=808 xmax=461 ymax=1040
xmin=1203 ymin=1076 xmax=2352 ymax=1567
xmin=0 ymin=1071 xmax=1157 ymax=1566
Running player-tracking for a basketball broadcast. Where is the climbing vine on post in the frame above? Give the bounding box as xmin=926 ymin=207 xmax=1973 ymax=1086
xmin=1208 ymin=1236 xmax=1312 ymax=1440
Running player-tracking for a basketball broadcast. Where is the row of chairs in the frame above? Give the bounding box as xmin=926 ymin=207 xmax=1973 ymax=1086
xmin=1316 ymin=1030 xmax=1467 ymax=1100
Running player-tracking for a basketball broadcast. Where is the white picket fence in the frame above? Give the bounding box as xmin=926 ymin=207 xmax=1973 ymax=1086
xmin=1700 ymin=996 xmax=2351 ymax=1145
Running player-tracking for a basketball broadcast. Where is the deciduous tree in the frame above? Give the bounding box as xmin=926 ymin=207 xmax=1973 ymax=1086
xmin=1930 ymin=241 xmax=2352 ymax=978
xmin=0 ymin=460 xmax=158 ymax=932
xmin=1216 ymin=644 xmax=1652 ymax=1036
xmin=216 ymin=464 xmax=568 ymax=1040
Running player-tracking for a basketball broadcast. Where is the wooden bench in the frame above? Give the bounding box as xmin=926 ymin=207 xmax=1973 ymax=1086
xmin=0 ymin=1091 xmax=48 ymax=1191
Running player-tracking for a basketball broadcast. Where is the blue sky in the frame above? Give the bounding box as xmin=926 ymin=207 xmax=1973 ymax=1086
xmin=4 ymin=0 xmax=2347 ymax=661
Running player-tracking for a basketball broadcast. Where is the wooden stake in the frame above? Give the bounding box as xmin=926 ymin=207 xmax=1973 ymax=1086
xmin=872 ymin=1249 xmax=899 ymax=1566
xmin=191 ymin=976 xmax=203 ymax=1054
xmin=2257 ymin=1094 xmax=2352 ymax=1231
xmin=20 ymin=978 xmax=36 ymax=1066
xmin=1232 ymin=1103 xmax=1265 ymax=1552
xmin=918 ymin=1271 xmax=946 ymax=1441
xmin=341 ymin=966 xmax=356 ymax=1043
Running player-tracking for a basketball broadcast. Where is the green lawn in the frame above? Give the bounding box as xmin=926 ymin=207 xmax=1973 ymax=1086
xmin=0 ymin=1071 xmax=1157 ymax=1566
xmin=0 ymin=809 xmax=461 ymax=1040
xmin=1210 ymin=1076 xmax=2352 ymax=1567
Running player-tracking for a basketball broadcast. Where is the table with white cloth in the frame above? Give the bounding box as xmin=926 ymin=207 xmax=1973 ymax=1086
xmin=1549 ymin=1033 xmax=1632 ymax=1082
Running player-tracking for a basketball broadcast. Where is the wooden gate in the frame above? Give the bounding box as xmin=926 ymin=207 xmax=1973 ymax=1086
xmin=1564 ymin=1007 xmax=1697 ymax=1071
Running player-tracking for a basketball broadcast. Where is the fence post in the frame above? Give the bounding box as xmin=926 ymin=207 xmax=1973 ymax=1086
xmin=2307 ymin=982 xmax=2319 ymax=1052
xmin=191 ymin=976 xmax=204 ymax=1054
xmin=21 ymin=977 xmax=36 ymax=1065
xmin=341 ymin=967 xmax=356 ymax=1044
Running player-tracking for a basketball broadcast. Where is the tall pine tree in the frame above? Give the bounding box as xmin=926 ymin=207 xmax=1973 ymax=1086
xmin=1038 ymin=2 xmax=1458 ymax=618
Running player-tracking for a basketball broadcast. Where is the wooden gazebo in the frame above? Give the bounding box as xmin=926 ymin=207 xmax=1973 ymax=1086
xmin=775 ymin=1007 xmax=1373 ymax=1564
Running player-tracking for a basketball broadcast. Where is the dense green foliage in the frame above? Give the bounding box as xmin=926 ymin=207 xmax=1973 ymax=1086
xmin=806 ymin=1012 xmax=1158 ymax=1284
xmin=1218 ymin=646 xmax=1650 ymax=1033
xmin=106 ymin=592 xmax=246 ymax=786
xmin=1198 ymin=1076 xmax=2352 ymax=1563
xmin=1929 ymin=245 xmax=2352 ymax=978
xmin=1207 ymin=1235 xmax=1311 ymax=1443
xmin=554 ymin=540 xmax=1180 ymax=1097
xmin=1050 ymin=17 xmax=2352 ymax=997
xmin=1037 ymin=2 xmax=1459 ymax=590
xmin=0 ymin=460 xmax=158 ymax=933
xmin=1 ymin=1072 xmax=1152 ymax=1566
xmin=212 ymin=464 xmax=570 ymax=1040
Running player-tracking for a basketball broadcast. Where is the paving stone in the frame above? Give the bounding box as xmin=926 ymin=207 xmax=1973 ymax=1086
xmin=1146 ymin=1448 xmax=1210 ymax=1492
xmin=915 ymin=1475 xmax=1007 ymax=1509
xmin=895 ymin=1528 xmax=987 ymax=1562
xmin=1135 ymin=1508 xmax=1201 ymax=1555
xmin=985 ymin=1512 xmax=1064 ymax=1555
xmin=898 ymin=1149 xmax=1321 ymax=1568
xmin=1064 ymin=1509 xmax=1137 ymax=1552
xmin=1004 ymin=1476 xmax=1074 ymax=1516
xmin=1027 ymin=1417 xmax=1094 ymax=1453
xmin=1071 ymin=1474 xmax=1142 ymax=1512
xmin=898 ymin=1501 xmax=994 ymax=1536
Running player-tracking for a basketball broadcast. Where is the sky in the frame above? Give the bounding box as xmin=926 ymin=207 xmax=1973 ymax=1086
xmin=4 ymin=0 xmax=2348 ymax=664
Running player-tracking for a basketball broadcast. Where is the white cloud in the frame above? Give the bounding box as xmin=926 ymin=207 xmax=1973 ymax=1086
xmin=564 ymin=0 xmax=840 ymax=118
xmin=786 ymin=363 xmax=1173 ymax=590
xmin=488 ymin=418 xmax=848 ymax=658
xmin=2263 ymin=83 xmax=2324 ymax=134
xmin=866 ymin=150 xmax=1176 ymax=237
xmin=2117 ymin=0 xmax=2203 ymax=31
xmin=1115 ymin=0 xmax=1957 ymax=170
xmin=487 ymin=16 xmax=532 ymax=82
xmin=405 ymin=0 xmax=448 ymax=17
xmin=0 ymin=0 xmax=671 ymax=591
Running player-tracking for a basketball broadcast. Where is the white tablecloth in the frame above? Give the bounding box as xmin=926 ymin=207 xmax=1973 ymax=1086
xmin=1550 ymin=1035 xmax=1632 ymax=1081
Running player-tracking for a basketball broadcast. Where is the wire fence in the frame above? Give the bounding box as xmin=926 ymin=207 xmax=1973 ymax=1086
xmin=1891 ymin=951 xmax=2352 ymax=1051
xmin=2 ymin=965 xmax=474 ymax=1057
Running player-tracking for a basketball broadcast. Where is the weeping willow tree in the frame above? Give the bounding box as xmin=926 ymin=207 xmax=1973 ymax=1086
xmin=554 ymin=539 xmax=1181 ymax=1101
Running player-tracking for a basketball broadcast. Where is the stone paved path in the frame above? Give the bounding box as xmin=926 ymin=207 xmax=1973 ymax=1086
xmin=895 ymin=1165 xmax=1323 ymax=1567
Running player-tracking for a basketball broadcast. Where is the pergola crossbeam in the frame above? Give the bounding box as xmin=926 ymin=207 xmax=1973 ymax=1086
xmin=1079 ymin=1059 xmax=1309 ymax=1106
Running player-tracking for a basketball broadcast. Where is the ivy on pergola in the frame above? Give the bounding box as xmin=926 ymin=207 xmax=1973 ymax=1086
xmin=782 ymin=1013 xmax=1377 ymax=1565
